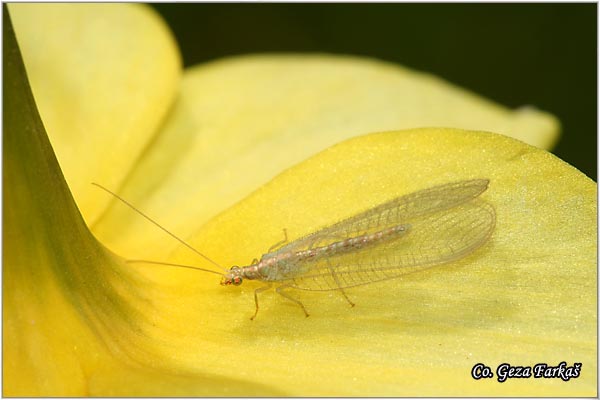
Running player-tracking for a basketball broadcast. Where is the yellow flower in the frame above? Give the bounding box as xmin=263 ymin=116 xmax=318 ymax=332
xmin=5 ymin=3 xmax=596 ymax=396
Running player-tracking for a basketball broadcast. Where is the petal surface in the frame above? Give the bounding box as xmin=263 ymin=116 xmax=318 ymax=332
xmin=93 ymin=55 xmax=559 ymax=259
xmin=9 ymin=3 xmax=182 ymax=224
xmin=128 ymin=128 xmax=596 ymax=396
xmin=3 ymin=10 xmax=276 ymax=396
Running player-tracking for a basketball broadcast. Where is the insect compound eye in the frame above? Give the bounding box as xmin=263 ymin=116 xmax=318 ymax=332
xmin=228 ymin=266 xmax=242 ymax=285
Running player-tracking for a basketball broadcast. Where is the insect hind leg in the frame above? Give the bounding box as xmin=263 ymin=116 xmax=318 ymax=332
xmin=306 ymin=236 xmax=355 ymax=308
xmin=276 ymin=284 xmax=310 ymax=317
xmin=326 ymin=261 xmax=355 ymax=308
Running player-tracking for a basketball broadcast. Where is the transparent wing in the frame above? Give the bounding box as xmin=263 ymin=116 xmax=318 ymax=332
xmin=284 ymin=199 xmax=495 ymax=290
xmin=272 ymin=179 xmax=490 ymax=256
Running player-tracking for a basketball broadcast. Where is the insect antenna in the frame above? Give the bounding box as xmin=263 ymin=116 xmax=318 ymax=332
xmin=126 ymin=259 xmax=224 ymax=276
xmin=92 ymin=182 xmax=227 ymax=273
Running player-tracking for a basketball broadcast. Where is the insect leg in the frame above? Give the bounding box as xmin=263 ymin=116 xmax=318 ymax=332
xmin=306 ymin=234 xmax=354 ymax=306
xmin=326 ymin=261 xmax=355 ymax=307
xmin=250 ymin=283 xmax=272 ymax=321
xmin=276 ymin=284 xmax=310 ymax=317
xmin=268 ymin=228 xmax=289 ymax=252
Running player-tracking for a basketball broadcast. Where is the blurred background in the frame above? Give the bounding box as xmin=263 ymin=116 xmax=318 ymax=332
xmin=153 ymin=3 xmax=596 ymax=180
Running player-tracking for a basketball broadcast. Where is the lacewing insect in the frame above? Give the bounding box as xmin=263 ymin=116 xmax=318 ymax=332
xmin=93 ymin=179 xmax=495 ymax=320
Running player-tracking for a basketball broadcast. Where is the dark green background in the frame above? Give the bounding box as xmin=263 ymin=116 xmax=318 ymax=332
xmin=153 ymin=3 xmax=597 ymax=180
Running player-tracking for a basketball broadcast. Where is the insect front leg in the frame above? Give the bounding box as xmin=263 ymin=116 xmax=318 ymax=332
xmin=251 ymin=283 xmax=272 ymax=321
xmin=276 ymin=284 xmax=310 ymax=317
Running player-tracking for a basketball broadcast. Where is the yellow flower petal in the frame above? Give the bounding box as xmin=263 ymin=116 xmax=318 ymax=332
xmin=8 ymin=3 xmax=182 ymax=225
xmin=4 ymin=11 xmax=122 ymax=394
xmin=93 ymin=54 xmax=559 ymax=260
xmin=3 ymin=11 xmax=275 ymax=396
xmin=6 ymin=4 xmax=593 ymax=397
xmin=140 ymin=128 xmax=594 ymax=396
